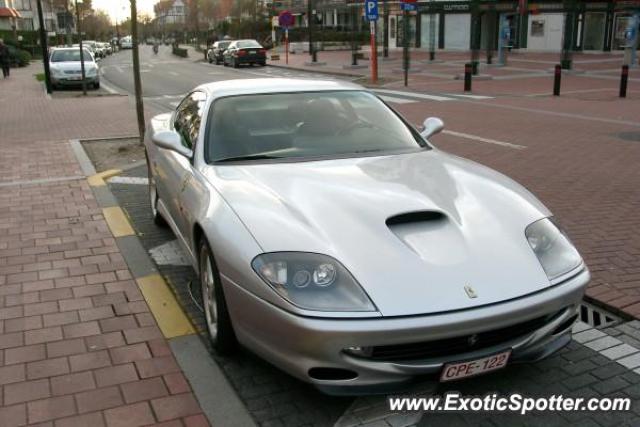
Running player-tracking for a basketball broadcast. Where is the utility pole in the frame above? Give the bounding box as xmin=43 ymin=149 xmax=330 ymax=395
xmin=561 ymin=0 xmax=576 ymax=69
xmin=382 ymin=0 xmax=388 ymax=58
xmin=428 ymin=0 xmax=435 ymax=61
xmin=130 ymin=0 xmax=146 ymax=144
xmin=308 ymin=0 xmax=317 ymax=62
xmin=74 ymin=0 xmax=87 ymax=95
xmin=470 ymin=0 xmax=480 ymax=74
xmin=403 ymin=7 xmax=409 ymax=86
xmin=36 ymin=0 xmax=52 ymax=94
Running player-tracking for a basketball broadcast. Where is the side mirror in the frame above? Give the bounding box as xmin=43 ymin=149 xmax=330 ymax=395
xmin=151 ymin=130 xmax=193 ymax=159
xmin=420 ymin=117 xmax=444 ymax=139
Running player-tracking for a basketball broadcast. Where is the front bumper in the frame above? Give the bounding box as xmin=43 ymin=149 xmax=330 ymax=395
xmin=51 ymin=75 xmax=99 ymax=86
xmin=224 ymin=268 xmax=589 ymax=394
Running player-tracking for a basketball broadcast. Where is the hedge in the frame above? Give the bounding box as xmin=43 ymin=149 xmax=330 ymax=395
xmin=172 ymin=46 xmax=188 ymax=58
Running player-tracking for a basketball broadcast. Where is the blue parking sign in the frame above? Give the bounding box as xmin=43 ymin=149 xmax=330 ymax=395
xmin=365 ymin=0 xmax=378 ymax=21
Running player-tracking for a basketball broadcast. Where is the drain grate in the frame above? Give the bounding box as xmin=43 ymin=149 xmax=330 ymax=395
xmin=579 ymin=301 xmax=622 ymax=329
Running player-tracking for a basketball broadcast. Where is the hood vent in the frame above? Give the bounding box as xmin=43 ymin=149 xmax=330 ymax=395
xmin=386 ymin=211 xmax=445 ymax=227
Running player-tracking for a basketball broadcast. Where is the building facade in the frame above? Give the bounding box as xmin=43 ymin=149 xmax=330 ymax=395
xmin=154 ymin=0 xmax=187 ymax=27
xmin=12 ymin=0 xmax=59 ymax=32
xmin=272 ymin=0 xmax=640 ymax=52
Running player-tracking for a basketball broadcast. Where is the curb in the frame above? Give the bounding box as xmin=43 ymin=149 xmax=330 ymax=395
xmin=69 ymin=138 xmax=257 ymax=427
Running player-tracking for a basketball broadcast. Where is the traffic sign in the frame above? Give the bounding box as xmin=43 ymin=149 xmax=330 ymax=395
xmin=365 ymin=0 xmax=378 ymax=21
xmin=401 ymin=2 xmax=416 ymax=11
xmin=278 ymin=10 xmax=294 ymax=28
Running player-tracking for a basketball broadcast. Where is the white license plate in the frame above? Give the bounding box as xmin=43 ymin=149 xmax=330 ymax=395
xmin=249 ymin=50 xmax=256 ymax=54
xmin=68 ymin=76 xmax=82 ymax=80
xmin=440 ymin=350 xmax=511 ymax=382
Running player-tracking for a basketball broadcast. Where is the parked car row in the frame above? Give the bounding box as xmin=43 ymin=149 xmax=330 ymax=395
xmin=207 ymin=39 xmax=266 ymax=68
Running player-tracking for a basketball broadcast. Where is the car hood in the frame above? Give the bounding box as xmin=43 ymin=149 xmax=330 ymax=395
xmin=203 ymin=150 xmax=553 ymax=316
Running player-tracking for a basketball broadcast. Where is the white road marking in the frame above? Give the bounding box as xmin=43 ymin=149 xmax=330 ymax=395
xmin=169 ymin=101 xmax=180 ymax=107
xmin=444 ymin=93 xmax=495 ymax=100
xmin=108 ymin=176 xmax=148 ymax=185
xmin=443 ymin=130 xmax=527 ymax=150
xmin=169 ymin=71 xmax=179 ymax=76
xmin=100 ymin=81 xmax=119 ymax=95
xmin=149 ymin=240 xmax=191 ymax=266
xmin=374 ymin=89 xmax=454 ymax=102
xmin=378 ymin=95 xmax=418 ymax=104
xmin=115 ymin=66 xmax=124 ymax=73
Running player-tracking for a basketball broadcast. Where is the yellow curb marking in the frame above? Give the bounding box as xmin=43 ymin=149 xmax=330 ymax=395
xmin=88 ymin=169 xmax=122 ymax=187
xmin=137 ymin=274 xmax=196 ymax=338
xmin=103 ymin=206 xmax=135 ymax=237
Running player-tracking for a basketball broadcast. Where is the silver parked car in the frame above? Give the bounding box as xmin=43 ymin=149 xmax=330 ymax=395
xmin=49 ymin=47 xmax=100 ymax=89
xmin=144 ymin=78 xmax=589 ymax=394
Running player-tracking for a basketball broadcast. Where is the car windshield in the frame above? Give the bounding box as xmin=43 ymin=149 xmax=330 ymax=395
xmin=235 ymin=40 xmax=261 ymax=48
xmin=206 ymin=91 xmax=426 ymax=162
xmin=51 ymin=49 xmax=93 ymax=62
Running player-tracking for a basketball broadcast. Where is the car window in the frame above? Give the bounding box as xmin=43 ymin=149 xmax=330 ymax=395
xmin=51 ymin=49 xmax=93 ymax=62
xmin=236 ymin=40 xmax=262 ymax=48
xmin=205 ymin=90 xmax=426 ymax=162
xmin=174 ymin=91 xmax=207 ymax=150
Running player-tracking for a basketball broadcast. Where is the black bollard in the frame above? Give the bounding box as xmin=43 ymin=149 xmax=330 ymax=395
xmin=553 ymin=65 xmax=561 ymax=96
xmin=620 ymin=65 xmax=629 ymax=98
xmin=464 ymin=63 xmax=472 ymax=92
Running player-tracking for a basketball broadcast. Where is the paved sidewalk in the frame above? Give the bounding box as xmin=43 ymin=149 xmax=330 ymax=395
xmin=268 ymin=48 xmax=640 ymax=100
xmin=0 ymin=65 xmax=209 ymax=426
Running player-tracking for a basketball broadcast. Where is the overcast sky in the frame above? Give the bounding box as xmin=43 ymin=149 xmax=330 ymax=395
xmin=92 ymin=0 xmax=157 ymax=22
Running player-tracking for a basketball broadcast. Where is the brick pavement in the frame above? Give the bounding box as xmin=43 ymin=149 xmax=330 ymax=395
xmin=0 ymin=65 xmax=209 ymax=426
xmin=268 ymin=48 xmax=639 ymax=100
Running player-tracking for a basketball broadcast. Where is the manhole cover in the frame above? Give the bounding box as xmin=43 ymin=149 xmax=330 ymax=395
xmin=618 ymin=132 xmax=640 ymax=142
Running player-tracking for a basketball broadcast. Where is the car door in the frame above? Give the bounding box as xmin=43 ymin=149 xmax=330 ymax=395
xmin=156 ymin=91 xmax=206 ymax=243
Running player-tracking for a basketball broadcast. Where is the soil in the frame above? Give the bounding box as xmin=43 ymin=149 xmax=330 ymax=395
xmin=81 ymin=137 xmax=146 ymax=172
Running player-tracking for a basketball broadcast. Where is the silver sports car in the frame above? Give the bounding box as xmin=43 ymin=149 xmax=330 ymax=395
xmin=144 ymin=78 xmax=589 ymax=394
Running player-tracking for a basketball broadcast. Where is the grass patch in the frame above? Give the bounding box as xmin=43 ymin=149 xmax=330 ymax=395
xmin=34 ymin=73 xmax=45 ymax=82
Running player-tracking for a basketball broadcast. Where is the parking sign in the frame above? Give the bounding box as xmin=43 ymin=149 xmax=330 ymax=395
xmin=365 ymin=0 xmax=378 ymax=21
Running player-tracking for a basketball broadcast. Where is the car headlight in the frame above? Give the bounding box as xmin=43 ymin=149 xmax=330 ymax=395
xmin=50 ymin=66 xmax=62 ymax=77
xmin=252 ymin=252 xmax=376 ymax=312
xmin=85 ymin=67 xmax=97 ymax=76
xmin=525 ymin=218 xmax=583 ymax=282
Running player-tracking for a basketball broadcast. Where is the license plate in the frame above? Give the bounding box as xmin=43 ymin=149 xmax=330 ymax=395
xmin=440 ymin=350 xmax=511 ymax=382
xmin=68 ymin=76 xmax=82 ymax=80
xmin=249 ymin=50 xmax=256 ymax=54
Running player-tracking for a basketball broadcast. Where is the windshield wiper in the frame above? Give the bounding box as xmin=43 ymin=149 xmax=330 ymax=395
xmin=215 ymin=154 xmax=280 ymax=163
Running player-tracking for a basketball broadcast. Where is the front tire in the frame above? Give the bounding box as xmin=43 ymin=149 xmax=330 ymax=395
xmin=146 ymin=153 xmax=167 ymax=227
xmin=199 ymin=240 xmax=237 ymax=355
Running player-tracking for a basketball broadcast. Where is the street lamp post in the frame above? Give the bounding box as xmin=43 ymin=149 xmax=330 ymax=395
xmin=74 ymin=0 xmax=87 ymax=95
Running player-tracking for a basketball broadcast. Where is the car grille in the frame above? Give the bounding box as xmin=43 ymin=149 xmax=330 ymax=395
xmin=367 ymin=309 xmax=565 ymax=362
xmin=64 ymin=70 xmax=81 ymax=75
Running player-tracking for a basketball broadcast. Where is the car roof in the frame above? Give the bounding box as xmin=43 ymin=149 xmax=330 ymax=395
xmin=195 ymin=78 xmax=366 ymax=99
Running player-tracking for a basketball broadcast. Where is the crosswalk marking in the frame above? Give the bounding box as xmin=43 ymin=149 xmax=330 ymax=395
xmin=378 ymin=95 xmax=418 ymax=104
xmin=374 ymin=89 xmax=454 ymax=102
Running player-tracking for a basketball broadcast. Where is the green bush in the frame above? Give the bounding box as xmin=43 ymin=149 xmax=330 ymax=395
xmin=15 ymin=49 xmax=32 ymax=67
xmin=172 ymin=46 xmax=188 ymax=58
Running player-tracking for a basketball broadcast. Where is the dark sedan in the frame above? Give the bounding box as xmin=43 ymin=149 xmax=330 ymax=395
xmin=223 ymin=40 xmax=266 ymax=68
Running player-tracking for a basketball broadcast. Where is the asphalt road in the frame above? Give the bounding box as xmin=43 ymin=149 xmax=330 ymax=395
xmin=99 ymin=45 xmax=349 ymax=114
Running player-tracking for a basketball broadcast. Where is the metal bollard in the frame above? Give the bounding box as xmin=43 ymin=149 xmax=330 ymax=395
xmin=620 ymin=65 xmax=629 ymax=98
xmin=553 ymin=65 xmax=561 ymax=96
xmin=464 ymin=63 xmax=472 ymax=92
